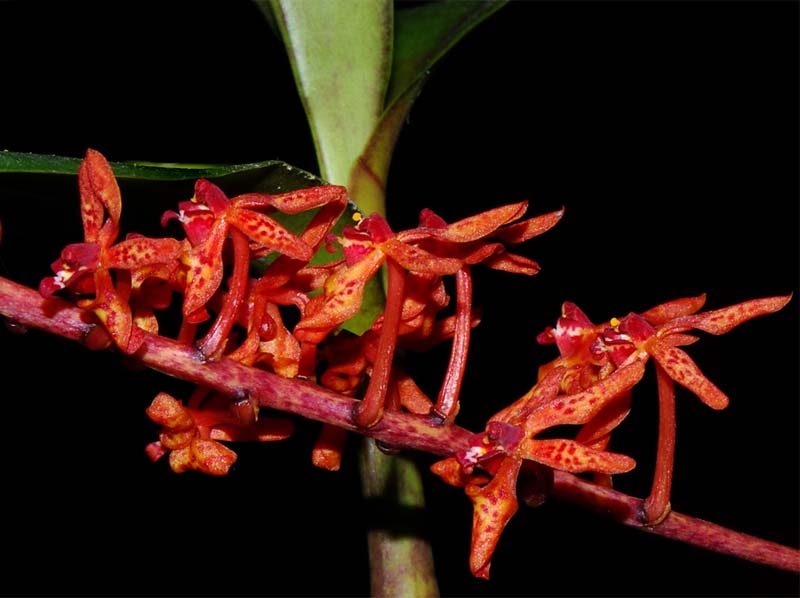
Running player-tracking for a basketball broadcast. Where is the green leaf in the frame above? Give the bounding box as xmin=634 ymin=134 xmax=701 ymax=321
xmin=0 ymin=150 xmax=382 ymax=335
xmin=264 ymin=0 xmax=393 ymax=188
xmin=0 ymin=150 xmax=323 ymax=188
xmin=348 ymin=0 xmax=508 ymax=218
xmin=388 ymin=1 xmax=507 ymax=107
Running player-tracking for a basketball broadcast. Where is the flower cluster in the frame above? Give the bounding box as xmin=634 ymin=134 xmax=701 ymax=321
xmin=39 ymin=150 xmax=563 ymax=476
xmin=431 ymin=293 xmax=789 ymax=577
xmin=38 ymin=149 xmax=790 ymax=577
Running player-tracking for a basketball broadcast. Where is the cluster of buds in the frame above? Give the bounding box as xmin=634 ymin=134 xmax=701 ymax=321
xmin=39 ymin=149 xmax=790 ymax=579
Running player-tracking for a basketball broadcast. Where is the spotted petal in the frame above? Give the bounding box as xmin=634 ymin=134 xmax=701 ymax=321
xmin=491 ymin=366 xmax=565 ymax=426
xmin=520 ymin=438 xmax=635 ymax=474
xmin=232 ymin=184 xmax=348 ymax=214
xmin=294 ymin=248 xmax=384 ymax=343
xmin=681 ymin=295 xmax=792 ymax=336
xmin=430 ymin=456 xmax=473 ymax=488
xmin=525 ymin=359 xmax=647 ymax=436
xmin=227 ymin=208 xmax=312 ymax=261
xmin=465 ymin=457 xmax=522 ymax=580
xmin=79 ymin=149 xmax=121 ymax=241
xmin=104 ymin=237 xmax=182 ymax=270
xmin=649 ymin=338 xmax=728 ymax=409
xmin=482 ymin=250 xmax=541 ymax=275
xmin=641 ymin=294 xmax=706 ymax=325
xmin=493 ymin=208 xmax=564 ymax=245
xmin=380 ymin=238 xmax=462 ymax=275
xmin=83 ymin=269 xmax=141 ymax=353
xmin=423 ymin=202 xmax=528 ymax=243
xmin=575 ymin=392 xmax=632 ymax=447
xmin=255 ymin=303 xmax=302 ymax=378
xmin=182 ymin=220 xmax=227 ymax=316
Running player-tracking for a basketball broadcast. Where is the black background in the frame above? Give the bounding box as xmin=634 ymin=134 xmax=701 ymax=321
xmin=0 ymin=1 xmax=797 ymax=596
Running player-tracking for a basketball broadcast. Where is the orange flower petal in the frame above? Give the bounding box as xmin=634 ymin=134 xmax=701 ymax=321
xmin=430 ymin=457 xmax=472 ymax=488
xmin=494 ymin=208 xmax=564 ymax=245
xmin=641 ymin=294 xmax=707 ymax=324
xmin=133 ymin=308 xmax=160 ymax=336
xmin=80 ymin=149 xmax=121 ymax=238
xmin=182 ymin=220 xmax=227 ymax=316
xmin=232 ymin=184 xmax=348 ymax=214
xmin=520 ymin=438 xmax=635 ymax=474
xmin=684 ymin=294 xmax=792 ymax=336
xmin=491 ymin=366 xmax=565 ymax=425
xmin=104 ymin=237 xmax=182 ymax=270
xmin=481 ymin=251 xmax=541 ymax=275
xmin=380 ymin=238 xmax=462 ymax=274
xmin=649 ymin=338 xmax=729 ymax=409
xmin=428 ymin=201 xmax=528 ymax=243
xmin=465 ymin=457 xmax=522 ymax=580
xmin=86 ymin=269 xmax=135 ymax=353
xmin=255 ymin=303 xmax=302 ymax=378
xmin=524 ymin=358 xmax=646 ymax=436
xmin=294 ymin=248 xmax=384 ymax=343
xmin=575 ymin=392 xmax=632 ymax=447
xmin=227 ymin=208 xmax=312 ymax=261
xmin=661 ymin=332 xmax=700 ymax=347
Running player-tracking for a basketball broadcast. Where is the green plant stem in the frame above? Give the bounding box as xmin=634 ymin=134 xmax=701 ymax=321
xmin=0 ymin=274 xmax=797 ymax=574
xmin=359 ymin=438 xmax=439 ymax=598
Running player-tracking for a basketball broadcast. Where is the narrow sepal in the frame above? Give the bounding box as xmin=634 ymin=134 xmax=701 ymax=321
xmin=649 ymin=338 xmax=729 ymax=409
xmin=520 ymin=438 xmax=636 ymax=474
xmin=466 ymin=457 xmax=522 ymax=580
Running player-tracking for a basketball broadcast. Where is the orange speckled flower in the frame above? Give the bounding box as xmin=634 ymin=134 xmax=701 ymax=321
xmin=536 ymin=293 xmax=792 ymax=522
xmin=432 ymin=365 xmax=638 ymax=579
xmin=39 ymin=149 xmax=182 ymax=353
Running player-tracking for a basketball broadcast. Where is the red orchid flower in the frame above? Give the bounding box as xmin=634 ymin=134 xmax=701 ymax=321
xmin=537 ymin=293 xmax=792 ymax=522
xmin=229 ymin=184 xmax=348 ymax=376
xmin=161 ymin=179 xmax=346 ymax=359
xmin=306 ymin=273 xmax=473 ymax=471
xmin=39 ymin=149 xmax=182 ymax=353
xmin=297 ymin=202 xmax=562 ymax=428
xmin=599 ymin=294 xmax=791 ymax=521
xmin=432 ymin=365 xmax=638 ymax=579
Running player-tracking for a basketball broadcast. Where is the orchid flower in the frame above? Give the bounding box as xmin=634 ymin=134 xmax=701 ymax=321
xmin=161 ymin=179 xmax=345 ymax=358
xmin=39 ymin=149 xmax=182 ymax=353
xmin=431 ymin=364 xmax=638 ymax=579
xmin=296 ymin=202 xmax=562 ymax=428
xmin=538 ymin=293 xmax=792 ymax=522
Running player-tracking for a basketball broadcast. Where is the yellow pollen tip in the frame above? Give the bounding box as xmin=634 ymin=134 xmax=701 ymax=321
xmin=610 ymin=317 xmax=620 ymax=328
xmin=352 ymin=212 xmax=362 ymax=222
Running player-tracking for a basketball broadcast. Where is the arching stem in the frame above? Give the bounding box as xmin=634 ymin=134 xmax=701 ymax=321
xmin=642 ymin=362 xmax=676 ymax=524
xmin=196 ymin=228 xmax=250 ymax=360
xmin=354 ymin=260 xmax=406 ymax=427
xmin=432 ymin=266 xmax=472 ymax=424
